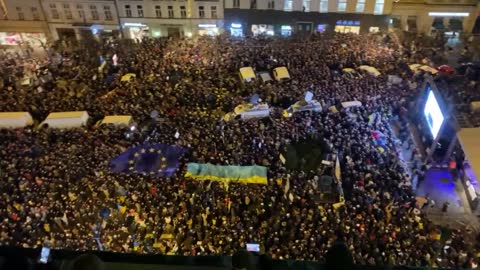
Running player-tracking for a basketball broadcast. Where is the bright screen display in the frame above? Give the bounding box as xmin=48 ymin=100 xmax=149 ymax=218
xmin=423 ymin=89 xmax=445 ymax=139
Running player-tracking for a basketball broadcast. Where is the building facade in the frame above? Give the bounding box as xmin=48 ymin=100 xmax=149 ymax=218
xmin=223 ymin=0 xmax=394 ymax=36
xmin=115 ymin=0 xmax=224 ymax=38
xmin=390 ymin=0 xmax=479 ymax=34
xmin=0 ymin=0 xmax=49 ymax=47
xmin=40 ymin=0 xmax=121 ymax=40
xmin=0 ymin=0 xmax=478 ymax=44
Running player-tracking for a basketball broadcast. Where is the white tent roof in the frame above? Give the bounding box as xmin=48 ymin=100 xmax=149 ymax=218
xmin=239 ymin=67 xmax=256 ymax=81
xmin=41 ymin=111 xmax=89 ymax=129
xmin=0 ymin=112 xmax=34 ymax=128
xmin=457 ymin=128 xmax=480 ymax=182
xmin=99 ymin=115 xmax=133 ymax=126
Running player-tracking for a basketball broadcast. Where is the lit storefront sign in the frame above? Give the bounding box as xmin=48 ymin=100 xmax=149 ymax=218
xmin=335 ymin=20 xmax=361 ymax=34
xmin=336 ymin=20 xmax=360 ymax=26
xmin=124 ymin=23 xmax=147 ymax=27
xmin=281 ymin=25 xmax=292 ymax=36
xmin=251 ymin=24 xmax=274 ymax=36
xmin=198 ymin=24 xmax=219 ymax=36
xmin=428 ymin=12 xmax=469 ymax=17
xmin=317 ymin=24 xmax=327 ymax=32
xmin=230 ymin=23 xmax=243 ymax=37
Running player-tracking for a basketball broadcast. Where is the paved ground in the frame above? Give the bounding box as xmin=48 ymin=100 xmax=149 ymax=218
xmin=416 ymin=167 xmax=480 ymax=233
xmin=417 ymin=168 xmax=468 ymax=214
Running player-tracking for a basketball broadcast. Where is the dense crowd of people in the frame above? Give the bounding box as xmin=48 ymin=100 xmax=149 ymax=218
xmin=0 ymin=32 xmax=479 ymax=268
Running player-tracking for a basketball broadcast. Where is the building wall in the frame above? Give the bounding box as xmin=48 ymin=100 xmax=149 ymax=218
xmin=0 ymin=0 xmax=49 ymax=37
xmin=224 ymin=0 xmax=392 ymax=15
xmin=391 ymin=0 xmax=479 ymax=34
xmin=116 ymin=0 xmax=224 ymax=37
xmin=40 ymin=0 xmax=120 ymax=40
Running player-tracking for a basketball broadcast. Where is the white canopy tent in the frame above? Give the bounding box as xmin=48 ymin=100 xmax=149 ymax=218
xmin=273 ymin=67 xmax=290 ymax=81
xmin=97 ymin=115 xmax=133 ymax=127
xmin=41 ymin=111 xmax=90 ymax=128
xmin=0 ymin=112 xmax=34 ymax=128
xmin=239 ymin=67 xmax=256 ymax=82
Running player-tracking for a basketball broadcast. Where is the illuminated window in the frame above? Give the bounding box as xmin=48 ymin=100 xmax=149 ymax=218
xmin=302 ymin=0 xmax=310 ymax=12
xmin=284 ymin=0 xmax=293 ymax=11
xmin=337 ymin=0 xmax=346 ymax=12
xmin=356 ymin=0 xmax=365 ymax=12
xmin=374 ymin=0 xmax=384 ymax=14
xmin=319 ymin=0 xmax=328 ymax=12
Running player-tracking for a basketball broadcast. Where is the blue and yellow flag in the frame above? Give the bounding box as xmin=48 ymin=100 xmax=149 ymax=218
xmin=110 ymin=144 xmax=186 ymax=177
xmin=185 ymin=163 xmax=268 ymax=184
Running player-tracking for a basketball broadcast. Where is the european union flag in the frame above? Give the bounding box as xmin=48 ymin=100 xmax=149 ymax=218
xmin=110 ymin=144 xmax=186 ymax=177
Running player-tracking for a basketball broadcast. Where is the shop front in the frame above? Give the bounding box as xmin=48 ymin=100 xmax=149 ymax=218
xmin=251 ymin=24 xmax=274 ymax=36
xmin=316 ymin=24 xmax=328 ymax=33
xmin=198 ymin=24 xmax=219 ymax=36
xmin=224 ymin=9 xmax=388 ymax=36
xmin=49 ymin=23 xmax=119 ymax=41
xmin=281 ymin=25 xmax=292 ymax=36
xmin=123 ymin=23 xmax=149 ymax=40
xmin=230 ymin=23 xmax=243 ymax=37
xmin=0 ymin=20 xmax=49 ymax=47
xmin=334 ymin=20 xmax=361 ymax=34
xmin=0 ymin=32 xmax=47 ymax=47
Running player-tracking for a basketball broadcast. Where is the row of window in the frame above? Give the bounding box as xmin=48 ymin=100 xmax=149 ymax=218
xmin=48 ymin=3 xmax=113 ymax=21
xmin=233 ymin=0 xmax=384 ymax=14
xmin=14 ymin=6 xmax=41 ymax=20
xmin=124 ymin=5 xmax=217 ymax=19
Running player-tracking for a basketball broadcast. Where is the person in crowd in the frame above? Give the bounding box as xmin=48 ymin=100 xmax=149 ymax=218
xmin=0 ymin=32 xmax=477 ymax=269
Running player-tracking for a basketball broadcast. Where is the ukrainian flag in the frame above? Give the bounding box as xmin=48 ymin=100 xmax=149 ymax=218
xmin=185 ymin=163 xmax=268 ymax=184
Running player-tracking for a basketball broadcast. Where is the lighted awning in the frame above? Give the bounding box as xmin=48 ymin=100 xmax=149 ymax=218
xmin=457 ymin=128 xmax=480 ymax=182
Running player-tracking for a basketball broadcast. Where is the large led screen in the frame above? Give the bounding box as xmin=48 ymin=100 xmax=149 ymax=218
xmin=423 ymin=88 xmax=445 ymax=139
